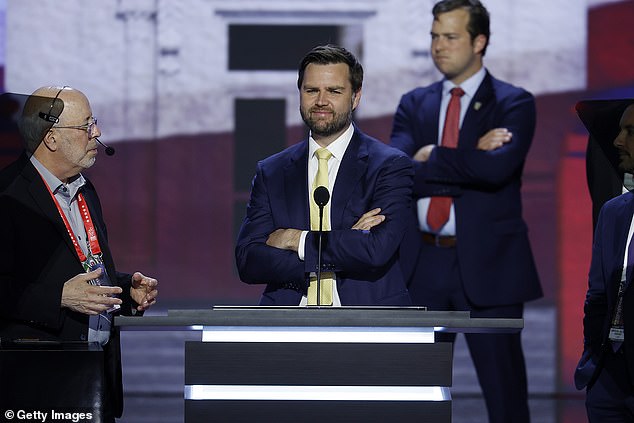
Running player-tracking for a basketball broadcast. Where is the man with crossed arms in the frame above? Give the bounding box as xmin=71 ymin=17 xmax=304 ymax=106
xmin=236 ymin=44 xmax=414 ymax=306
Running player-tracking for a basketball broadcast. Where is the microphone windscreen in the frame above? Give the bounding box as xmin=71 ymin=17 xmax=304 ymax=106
xmin=314 ymin=186 xmax=330 ymax=207
xmin=96 ymin=138 xmax=116 ymax=156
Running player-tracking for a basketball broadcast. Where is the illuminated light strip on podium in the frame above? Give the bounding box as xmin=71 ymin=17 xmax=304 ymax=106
xmin=185 ymin=385 xmax=450 ymax=402
xmin=201 ymin=326 xmax=435 ymax=343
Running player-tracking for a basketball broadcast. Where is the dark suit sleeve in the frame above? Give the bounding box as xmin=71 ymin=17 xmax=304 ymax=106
xmin=304 ymin=154 xmax=414 ymax=274
xmin=575 ymin=202 xmax=613 ymax=389
xmin=423 ymin=89 xmax=536 ymax=191
xmin=235 ymin=163 xmax=308 ymax=287
xmin=391 ymin=90 xmax=461 ymax=199
xmin=391 ymin=92 xmax=425 ymax=158
xmin=0 ymin=194 xmax=69 ymax=329
xmin=583 ymin=204 xmax=611 ymax=353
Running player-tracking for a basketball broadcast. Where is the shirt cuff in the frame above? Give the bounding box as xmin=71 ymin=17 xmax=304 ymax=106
xmin=298 ymin=230 xmax=308 ymax=260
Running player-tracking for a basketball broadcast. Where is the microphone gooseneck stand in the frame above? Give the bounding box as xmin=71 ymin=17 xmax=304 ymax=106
xmin=313 ymin=186 xmax=330 ymax=306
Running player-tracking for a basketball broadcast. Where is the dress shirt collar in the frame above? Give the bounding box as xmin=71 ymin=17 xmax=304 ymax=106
xmin=442 ymin=66 xmax=486 ymax=100
xmin=308 ymin=123 xmax=354 ymax=161
xmin=30 ymin=155 xmax=86 ymax=200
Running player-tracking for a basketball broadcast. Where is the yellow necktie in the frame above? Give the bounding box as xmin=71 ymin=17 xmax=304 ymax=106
xmin=308 ymin=148 xmax=334 ymax=305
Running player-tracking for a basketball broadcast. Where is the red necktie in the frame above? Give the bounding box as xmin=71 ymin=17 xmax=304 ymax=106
xmin=427 ymin=87 xmax=465 ymax=232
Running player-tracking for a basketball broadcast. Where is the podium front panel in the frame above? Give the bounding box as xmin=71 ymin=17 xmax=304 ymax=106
xmin=184 ymin=324 xmax=452 ymax=423
xmin=185 ymin=341 xmax=452 ymax=386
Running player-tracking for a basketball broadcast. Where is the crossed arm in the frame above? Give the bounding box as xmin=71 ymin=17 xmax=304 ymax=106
xmin=265 ymin=208 xmax=385 ymax=252
xmin=413 ymin=128 xmax=512 ymax=162
xmin=235 ymin=154 xmax=413 ymax=284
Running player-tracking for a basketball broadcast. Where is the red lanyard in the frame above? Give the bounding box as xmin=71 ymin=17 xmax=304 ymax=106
xmin=38 ymin=173 xmax=102 ymax=262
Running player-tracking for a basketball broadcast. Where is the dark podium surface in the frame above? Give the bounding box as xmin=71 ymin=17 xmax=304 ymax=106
xmin=116 ymin=307 xmax=522 ymax=423
xmin=116 ymin=306 xmax=523 ymax=332
xmin=0 ymin=341 xmax=105 ymax=418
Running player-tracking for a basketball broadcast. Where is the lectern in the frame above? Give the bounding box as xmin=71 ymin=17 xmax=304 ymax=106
xmin=0 ymin=341 xmax=105 ymax=417
xmin=116 ymin=307 xmax=521 ymax=423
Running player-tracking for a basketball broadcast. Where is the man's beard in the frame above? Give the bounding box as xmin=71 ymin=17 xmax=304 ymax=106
xmin=300 ymin=106 xmax=352 ymax=139
xmin=619 ymin=159 xmax=634 ymax=174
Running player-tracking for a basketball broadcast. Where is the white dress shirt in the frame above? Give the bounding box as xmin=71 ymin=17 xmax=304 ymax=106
xmin=297 ymin=123 xmax=355 ymax=306
xmin=417 ymin=66 xmax=487 ymax=236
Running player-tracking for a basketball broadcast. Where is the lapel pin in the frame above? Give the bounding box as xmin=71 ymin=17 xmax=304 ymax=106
xmin=474 ymin=102 xmax=482 ymax=111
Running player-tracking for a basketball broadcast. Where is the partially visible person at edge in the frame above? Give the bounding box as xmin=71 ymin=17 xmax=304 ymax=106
xmin=0 ymin=86 xmax=158 ymax=422
xmin=575 ymin=103 xmax=634 ymax=422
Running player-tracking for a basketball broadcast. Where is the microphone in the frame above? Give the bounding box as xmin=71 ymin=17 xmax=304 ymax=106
xmin=313 ymin=186 xmax=330 ymax=306
xmin=96 ymin=138 xmax=115 ymax=156
xmin=314 ymin=185 xmax=330 ymax=208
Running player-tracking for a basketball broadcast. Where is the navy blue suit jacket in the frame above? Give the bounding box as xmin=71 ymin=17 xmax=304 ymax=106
xmin=391 ymin=71 xmax=542 ymax=307
xmin=235 ymin=127 xmax=414 ymax=306
xmin=575 ymin=192 xmax=634 ymax=389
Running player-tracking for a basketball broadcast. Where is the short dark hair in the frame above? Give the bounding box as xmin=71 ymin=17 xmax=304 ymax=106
xmin=297 ymin=44 xmax=363 ymax=93
xmin=432 ymin=0 xmax=490 ymax=56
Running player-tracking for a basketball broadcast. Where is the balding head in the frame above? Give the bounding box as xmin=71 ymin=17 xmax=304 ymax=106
xmin=23 ymin=86 xmax=98 ymax=182
xmin=31 ymin=86 xmax=90 ymax=126
xmin=19 ymin=86 xmax=91 ymax=153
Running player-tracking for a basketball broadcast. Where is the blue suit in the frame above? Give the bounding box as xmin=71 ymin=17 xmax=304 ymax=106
xmin=390 ymin=71 xmax=542 ymax=423
xmin=235 ymin=127 xmax=414 ymax=306
xmin=576 ymin=192 xmax=634 ymax=421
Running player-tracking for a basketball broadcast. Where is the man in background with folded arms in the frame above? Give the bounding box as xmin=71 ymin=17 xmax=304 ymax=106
xmin=390 ymin=1 xmax=542 ymax=422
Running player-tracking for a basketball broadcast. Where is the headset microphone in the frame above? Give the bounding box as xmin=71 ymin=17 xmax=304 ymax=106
xmin=96 ymin=138 xmax=115 ymax=156
xmin=34 ymin=87 xmax=115 ymax=157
